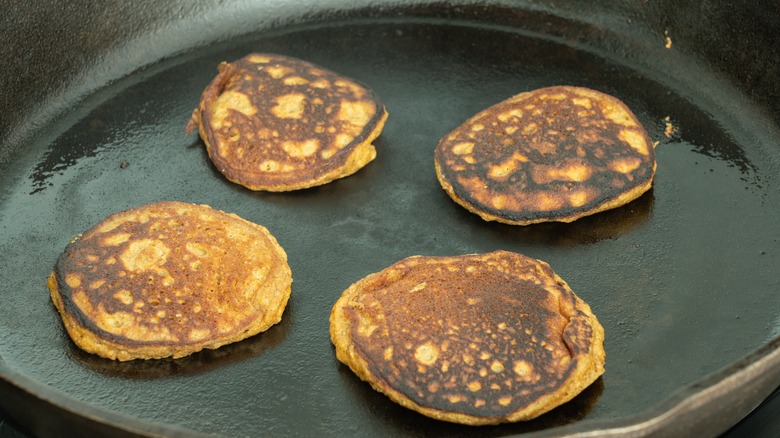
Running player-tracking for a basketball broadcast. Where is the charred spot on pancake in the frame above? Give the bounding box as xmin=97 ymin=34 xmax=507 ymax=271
xmin=187 ymin=53 xmax=388 ymax=191
xmin=49 ymin=201 xmax=292 ymax=361
xmin=434 ymin=86 xmax=656 ymax=225
xmin=329 ymin=251 xmax=605 ymax=425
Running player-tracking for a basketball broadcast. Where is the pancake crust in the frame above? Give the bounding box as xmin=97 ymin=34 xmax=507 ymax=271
xmin=435 ymin=86 xmax=656 ymax=225
xmin=49 ymin=201 xmax=292 ymax=361
xmin=187 ymin=53 xmax=388 ymax=191
xmin=330 ymin=251 xmax=605 ymax=425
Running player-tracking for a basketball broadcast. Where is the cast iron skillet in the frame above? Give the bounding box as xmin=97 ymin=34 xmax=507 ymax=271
xmin=1 ymin=1 xmax=780 ymax=436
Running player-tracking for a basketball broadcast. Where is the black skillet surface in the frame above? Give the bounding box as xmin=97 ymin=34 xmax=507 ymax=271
xmin=1 ymin=1 xmax=780 ymax=436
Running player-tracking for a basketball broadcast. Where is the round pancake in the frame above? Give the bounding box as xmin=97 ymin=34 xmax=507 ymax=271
xmin=49 ymin=201 xmax=292 ymax=361
xmin=329 ymin=251 xmax=605 ymax=425
xmin=435 ymin=86 xmax=656 ymax=225
xmin=186 ymin=53 xmax=388 ymax=191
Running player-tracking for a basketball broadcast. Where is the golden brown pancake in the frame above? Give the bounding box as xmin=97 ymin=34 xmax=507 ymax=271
xmin=49 ymin=201 xmax=292 ymax=361
xmin=330 ymin=251 xmax=605 ymax=425
xmin=186 ymin=53 xmax=388 ymax=191
xmin=435 ymin=86 xmax=656 ymax=225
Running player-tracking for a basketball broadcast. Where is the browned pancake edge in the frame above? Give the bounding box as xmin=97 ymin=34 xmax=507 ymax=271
xmin=50 ymin=201 xmax=293 ymax=361
xmin=187 ymin=53 xmax=388 ymax=191
xmin=435 ymin=86 xmax=656 ymax=225
xmin=329 ymin=251 xmax=605 ymax=425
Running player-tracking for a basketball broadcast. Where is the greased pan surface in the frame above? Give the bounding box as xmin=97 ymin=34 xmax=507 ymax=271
xmin=1 ymin=1 xmax=780 ymax=436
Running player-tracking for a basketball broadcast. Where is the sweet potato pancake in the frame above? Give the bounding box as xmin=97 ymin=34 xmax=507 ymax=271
xmin=330 ymin=251 xmax=605 ymax=425
xmin=49 ymin=201 xmax=292 ymax=361
xmin=186 ymin=53 xmax=388 ymax=191
xmin=435 ymin=86 xmax=655 ymax=225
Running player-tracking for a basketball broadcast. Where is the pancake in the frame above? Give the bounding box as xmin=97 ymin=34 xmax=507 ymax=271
xmin=49 ymin=201 xmax=292 ymax=361
xmin=435 ymin=86 xmax=656 ymax=225
xmin=329 ymin=251 xmax=605 ymax=425
xmin=186 ymin=53 xmax=388 ymax=191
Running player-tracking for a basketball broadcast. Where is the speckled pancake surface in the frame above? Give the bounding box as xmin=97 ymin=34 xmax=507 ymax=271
xmin=49 ymin=201 xmax=292 ymax=361
xmin=435 ymin=86 xmax=656 ymax=225
xmin=187 ymin=53 xmax=388 ymax=191
xmin=329 ymin=251 xmax=605 ymax=425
